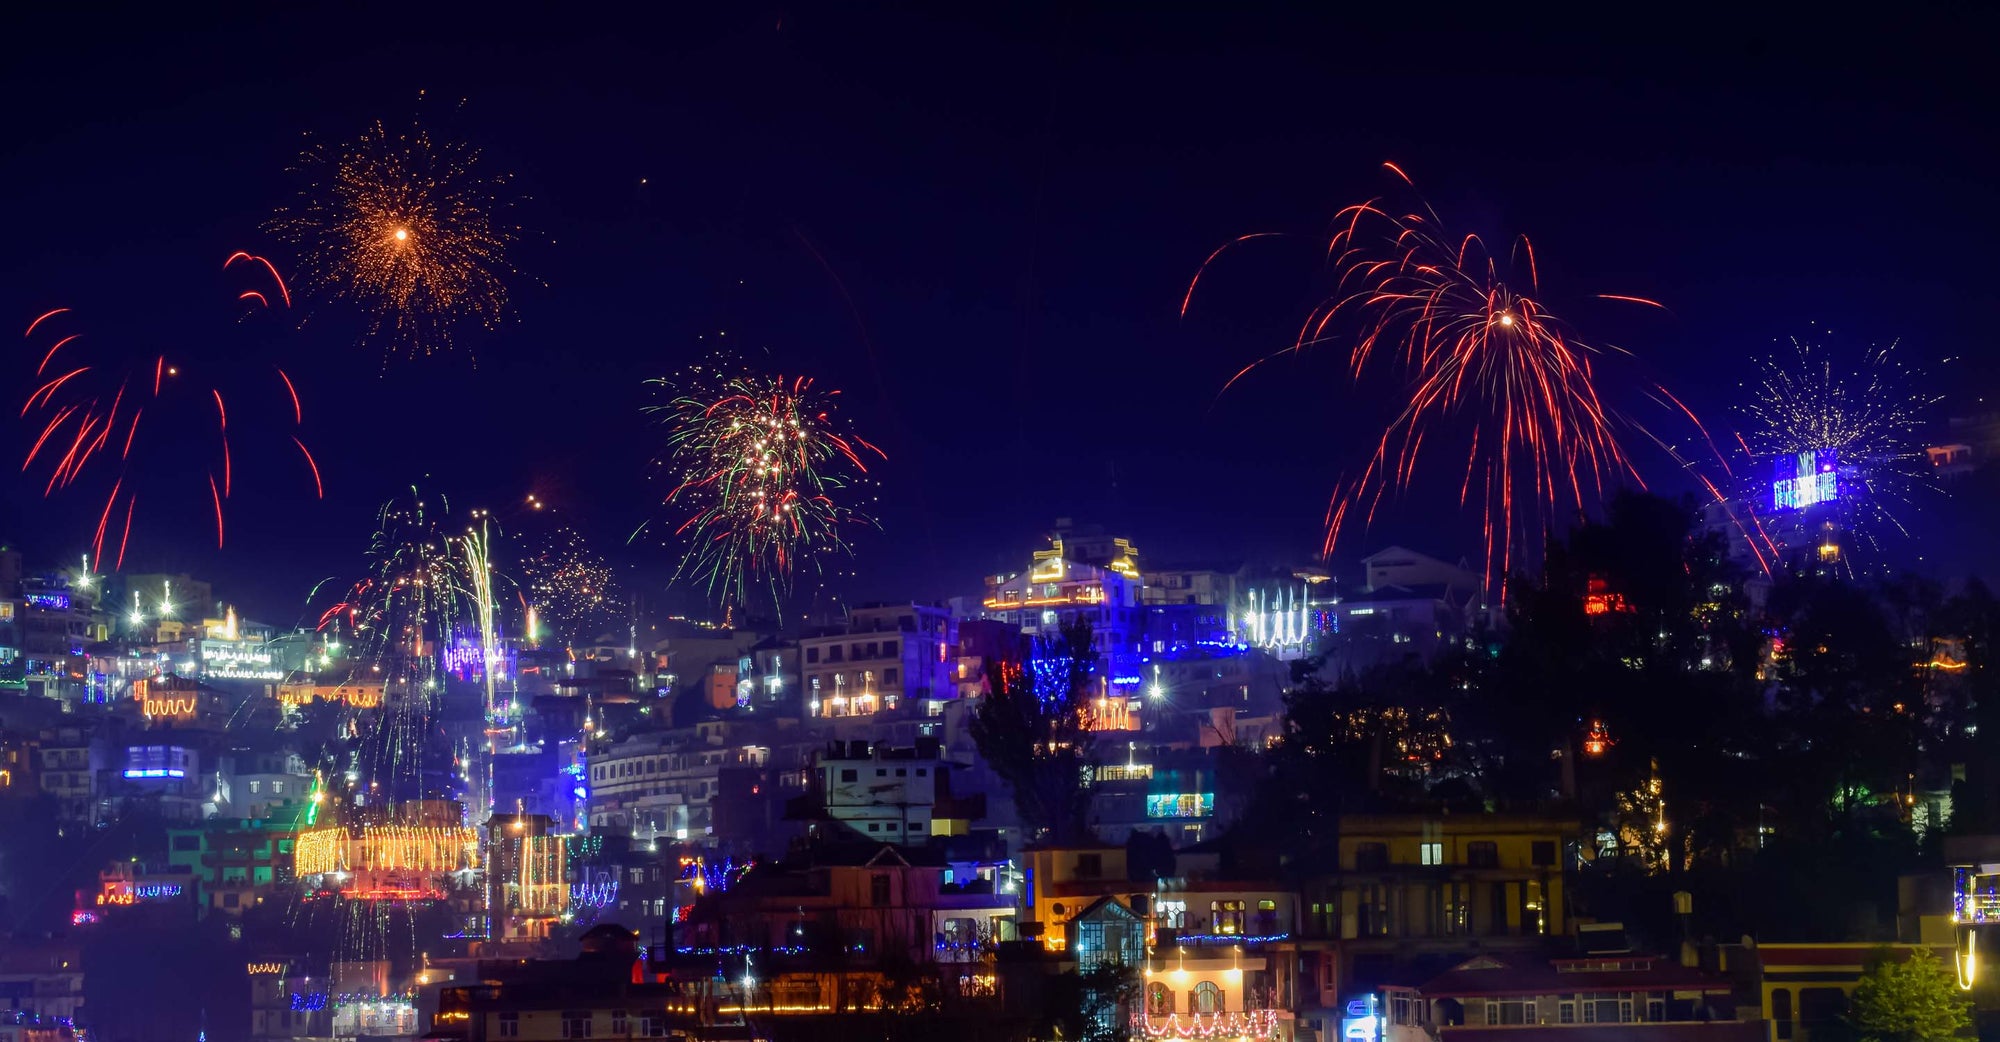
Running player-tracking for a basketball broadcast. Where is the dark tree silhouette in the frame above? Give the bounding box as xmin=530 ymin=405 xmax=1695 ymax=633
xmin=969 ymin=617 xmax=1100 ymax=844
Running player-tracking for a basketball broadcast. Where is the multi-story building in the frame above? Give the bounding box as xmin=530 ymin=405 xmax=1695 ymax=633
xmin=1380 ymin=952 xmax=1758 ymax=1041
xmin=1719 ymin=942 xmax=1954 ymax=1042
xmin=0 ymin=942 xmax=83 ymax=1031
xmin=586 ymin=721 xmax=775 ymax=845
xmin=800 ymin=603 xmax=957 ymax=731
xmin=15 ymin=574 xmax=102 ymax=701
xmin=36 ymin=727 xmax=110 ymax=824
xmin=117 ymin=738 xmax=213 ymax=820
xmin=1141 ymin=563 xmax=1243 ymax=610
xmin=669 ymin=842 xmax=1017 ymax=998
xmin=166 ymin=814 xmax=303 ymax=915
xmin=981 ymin=527 xmax=1147 ymax=720
xmin=1020 ymin=843 xmax=1154 ymax=954
xmin=1296 ymin=812 xmax=1581 ymax=1024
xmin=485 ymin=813 xmax=572 ymax=949
xmin=788 ymin=740 xmax=985 ymax=845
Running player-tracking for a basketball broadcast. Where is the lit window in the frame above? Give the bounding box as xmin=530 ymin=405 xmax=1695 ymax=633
xmin=1420 ymin=841 xmax=1442 ymax=865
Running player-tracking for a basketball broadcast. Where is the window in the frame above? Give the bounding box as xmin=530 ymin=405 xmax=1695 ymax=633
xmin=885 ymin=667 xmax=898 ymax=685
xmin=896 ymin=768 xmax=907 ymax=777
xmin=1356 ymin=885 xmax=1390 ymax=937
xmin=641 ymin=1014 xmax=667 ymax=1037
xmin=1191 ymin=982 xmax=1223 ymax=1014
xmin=1559 ymin=1001 xmax=1575 ymax=1024
xmin=868 ymin=823 xmax=880 ymax=832
xmin=1420 ymin=841 xmax=1442 ymax=865
xmin=1772 ymin=988 xmax=1794 ymax=1039
xmin=871 ymin=873 xmax=892 ymax=906
xmin=1157 ymin=900 xmax=1187 ymax=929
xmin=1212 ymin=900 xmax=1246 ymax=935
xmin=562 ymin=1012 xmax=593 ymax=1039
xmin=173 ymin=834 xmax=201 ymax=851
xmin=876 ymin=768 xmax=887 ymax=777
xmin=1146 ymin=983 xmax=1174 ymax=1015
xmin=916 ymin=768 xmax=927 ymax=777
xmin=1532 ymin=840 xmax=1557 ymax=866
xmin=1484 ymin=1000 xmax=1534 ymax=1025
xmin=840 ymin=768 xmax=857 ymax=783
xmin=883 ymin=640 xmax=898 ymax=656
xmin=498 ymin=1014 xmax=520 ymax=1038
xmin=1467 ymin=841 xmax=1499 ymax=868
xmin=807 ymin=647 xmax=820 ymax=663
xmin=271 ymin=781 xmax=284 ymax=794
xmin=1354 ymin=842 xmax=1389 ymax=871
xmin=248 ymin=780 xmax=261 ymax=794
xmin=1076 ymin=854 xmax=1103 ymax=878
xmin=1647 ymin=998 xmax=1665 ymax=1022
xmin=610 ymin=1010 xmax=628 ymax=1036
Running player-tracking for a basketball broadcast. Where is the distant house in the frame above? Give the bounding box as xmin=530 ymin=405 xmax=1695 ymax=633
xmin=1381 ymin=952 xmax=1758 ymax=1040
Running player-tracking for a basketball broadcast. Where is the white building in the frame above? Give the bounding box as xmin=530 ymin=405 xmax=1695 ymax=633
xmin=800 ymin=603 xmax=957 ymax=724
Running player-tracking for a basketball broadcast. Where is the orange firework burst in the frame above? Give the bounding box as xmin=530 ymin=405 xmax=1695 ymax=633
xmin=18 ymin=253 xmax=321 ymax=568
xmin=1198 ymin=164 xmax=1685 ymax=593
xmin=267 ymin=105 xmax=519 ymax=358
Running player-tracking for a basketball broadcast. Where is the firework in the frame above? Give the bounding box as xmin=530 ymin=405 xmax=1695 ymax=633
xmin=268 ymin=109 xmax=519 ymax=357
xmin=517 ymin=524 xmax=619 ymax=649
xmin=1737 ymin=333 xmax=1937 ymax=564
xmin=19 ymin=253 xmax=320 ymax=569
xmin=643 ymin=356 xmax=885 ymax=613
xmin=1194 ymin=164 xmax=1673 ymax=592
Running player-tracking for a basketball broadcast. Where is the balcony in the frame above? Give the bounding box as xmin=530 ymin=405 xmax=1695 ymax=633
xmin=1131 ymin=1009 xmax=1280 ymax=1040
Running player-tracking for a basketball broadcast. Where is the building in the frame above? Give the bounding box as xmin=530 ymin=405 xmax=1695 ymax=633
xmin=1719 ymin=942 xmax=1953 ymax=1042
xmin=166 ymin=813 xmax=304 ymax=915
xmin=0 ymin=943 xmax=82 ymax=1032
xmin=586 ymin=721 xmax=777 ymax=844
xmin=1019 ymin=843 xmax=1153 ymax=953
xmin=981 ymin=526 xmax=1146 ymax=716
xmin=1141 ymin=564 xmax=1243 ymax=609
xmin=1380 ymin=952 xmax=1758 ymax=1040
xmin=36 ymin=726 xmax=112 ymax=825
xmin=430 ymin=928 xmax=700 ymax=1042
xmin=1136 ymin=939 xmax=1290 ymax=1042
xmin=485 ymin=813 xmax=572 ymax=949
xmin=788 ymin=740 xmax=985 ymax=844
xmin=667 ymin=841 xmax=1016 ymax=1003
xmin=1296 ymin=813 xmax=1581 ymax=1020
xmin=800 ymin=603 xmax=957 ymax=730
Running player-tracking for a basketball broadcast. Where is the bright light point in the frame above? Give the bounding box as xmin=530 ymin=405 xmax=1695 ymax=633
xmin=1497 ymin=313 xmax=1515 ymax=327
xmin=394 ymin=228 xmax=409 ymax=242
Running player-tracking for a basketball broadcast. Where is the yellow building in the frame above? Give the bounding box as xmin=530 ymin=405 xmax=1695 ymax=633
xmin=1297 ymin=813 xmax=1580 ymax=1023
xmin=1721 ymin=943 xmax=1953 ymax=1042
xmin=1023 ymin=844 xmax=1152 ymax=952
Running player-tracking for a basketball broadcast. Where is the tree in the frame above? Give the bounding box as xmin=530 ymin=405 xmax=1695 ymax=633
xmin=1845 ymin=947 xmax=1970 ymax=1042
xmin=970 ymin=617 xmax=1101 ymax=844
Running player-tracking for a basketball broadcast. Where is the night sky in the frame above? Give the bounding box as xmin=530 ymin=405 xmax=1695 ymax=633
xmin=4 ymin=6 xmax=1998 ymax=624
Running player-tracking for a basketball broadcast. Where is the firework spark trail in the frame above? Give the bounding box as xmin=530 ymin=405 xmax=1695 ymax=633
xmin=517 ymin=525 xmax=619 ymax=649
xmin=643 ymin=357 xmax=885 ymax=613
xmin=1738 ymin=335 xmax=1939 ymax=564
xmin=1188 ymin=165 xmax=1727 ymax=593
xmin=267 ymin=106 xmax=520 ymax=359
xmin=17 ymin=254 xmax=318 ymax=563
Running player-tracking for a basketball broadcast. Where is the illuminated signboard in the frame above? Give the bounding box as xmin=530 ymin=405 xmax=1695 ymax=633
xmin=247 ymin=962 xmax=287 ymax=976
xmin=96 ymin=880 xmax=184 ymax=905
xmin=199 ymin=639 xmax=285 ymax=681
xmin=143 ymin=695 xmax=198 ymax=717
xmin=1146 ymin=792 xmax=1214 ymax=819
xmin=1773 ymin=450 xmax=1839 ymax=511
xmin=24 ymin=592 xmax=71 ymax=611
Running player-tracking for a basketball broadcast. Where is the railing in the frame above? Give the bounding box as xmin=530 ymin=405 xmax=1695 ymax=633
xmin=1132 ymin=1009 xmax=1280 ymax=1040
xmin=1956 ymin=891 xmax=2000 ymax=923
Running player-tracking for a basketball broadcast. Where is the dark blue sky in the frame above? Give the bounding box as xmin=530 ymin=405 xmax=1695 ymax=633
xmin=3 ymin=5 xmax=1997 ymax=623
